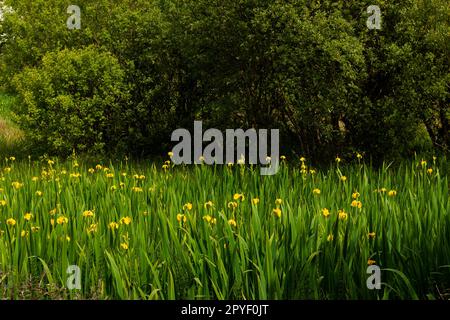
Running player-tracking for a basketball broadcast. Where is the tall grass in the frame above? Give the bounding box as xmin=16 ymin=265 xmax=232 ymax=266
xmin=0 ymin=93 xmax=24 ymax=156
xmin=0 ymin=156 xmax=448 ymax=299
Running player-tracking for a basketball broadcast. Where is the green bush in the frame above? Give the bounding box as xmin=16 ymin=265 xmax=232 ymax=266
xmin=12 ymin=46 xmax=130 ymax=156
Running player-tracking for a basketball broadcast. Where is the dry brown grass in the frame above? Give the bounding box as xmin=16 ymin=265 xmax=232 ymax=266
xmin=0 ymin=118 xmax=24 ymax=145
xmin=0 ymin=92 xmax=25 ymax=154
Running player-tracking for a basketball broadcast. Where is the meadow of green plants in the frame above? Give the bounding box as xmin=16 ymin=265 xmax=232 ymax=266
xmin=0 ymin=156 xmax=448 ymax=300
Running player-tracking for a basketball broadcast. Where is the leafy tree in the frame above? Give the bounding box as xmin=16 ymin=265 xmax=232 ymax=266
xmin=388 ymin=0 xmax=449 ymax=153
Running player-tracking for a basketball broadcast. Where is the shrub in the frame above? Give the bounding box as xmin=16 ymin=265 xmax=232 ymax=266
xmin=12 ymin=46 xmax=130 ymax=156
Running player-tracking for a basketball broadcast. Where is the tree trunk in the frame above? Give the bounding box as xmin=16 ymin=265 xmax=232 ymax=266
xmin=437 ymin=105 xmax=449 ymax=152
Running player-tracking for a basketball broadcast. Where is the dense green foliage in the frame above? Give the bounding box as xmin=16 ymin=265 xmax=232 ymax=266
xmin=0 ymin=0 xmax=448 ymax=160
xmin=12 ymin=46 xmax=129 ymax=155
